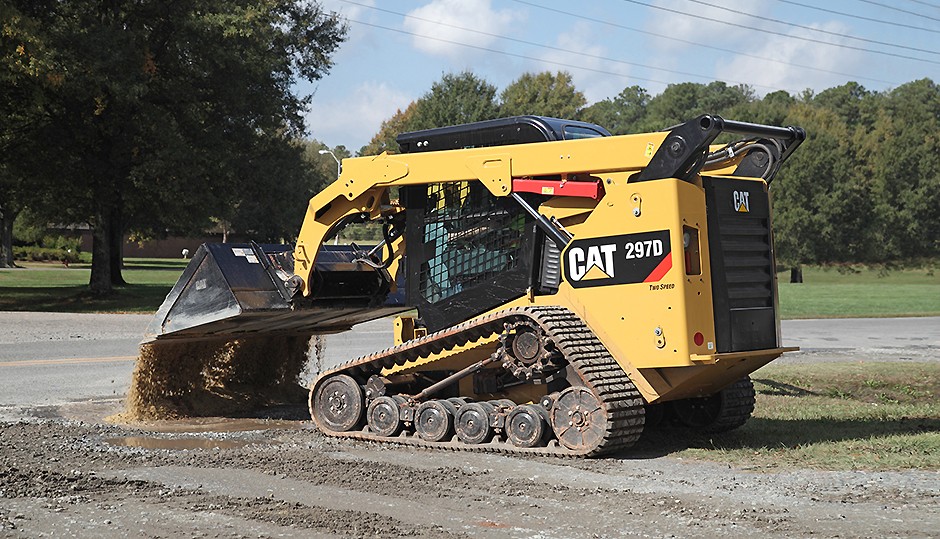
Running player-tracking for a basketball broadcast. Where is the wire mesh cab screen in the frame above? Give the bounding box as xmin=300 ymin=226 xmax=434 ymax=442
xmin=402 ymin=181 xmax=536 ymax=332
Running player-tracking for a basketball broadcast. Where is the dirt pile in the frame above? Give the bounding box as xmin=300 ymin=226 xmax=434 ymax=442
xmin=117 ymin=335 xmax=313 ymax=421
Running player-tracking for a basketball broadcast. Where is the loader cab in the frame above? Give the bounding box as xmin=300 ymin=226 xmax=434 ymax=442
xmin=397 ymin=117 xmax=609 ymax=332
xmin=396 ymin=116 xmax=610 ymax=154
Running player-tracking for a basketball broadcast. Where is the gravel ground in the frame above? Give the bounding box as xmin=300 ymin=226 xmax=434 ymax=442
xmin=0 ymin=313 xmax=938 ymax=537
xmin=1 ymin=403 xmax=938 ymax=538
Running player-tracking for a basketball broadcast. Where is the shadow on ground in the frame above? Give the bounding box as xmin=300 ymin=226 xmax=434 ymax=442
xmin=619 ymin=415 xmax=940 ymax=460
xmin=0 ymin=284 xmax=171 ymax=313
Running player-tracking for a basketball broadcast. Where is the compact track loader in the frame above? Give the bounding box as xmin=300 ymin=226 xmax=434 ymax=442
xmin=142 ymin=114 xmax=805 ymax=456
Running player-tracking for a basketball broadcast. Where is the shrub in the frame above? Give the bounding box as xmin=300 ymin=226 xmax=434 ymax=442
xmin=13 ymin=246 xmax=80 ymax=263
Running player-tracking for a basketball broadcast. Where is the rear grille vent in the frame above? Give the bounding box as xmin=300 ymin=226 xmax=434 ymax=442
xmin=718 ymin=214 xmax=773 ymax=310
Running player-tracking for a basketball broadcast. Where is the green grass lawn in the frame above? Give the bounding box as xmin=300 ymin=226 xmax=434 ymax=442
xmin=0 ymin=258 xmax=188 ymax=313
xmin=778 ymin=265 xmax=940 ymax=318
xmin=639 ymin=362 xmax=940 ymax=470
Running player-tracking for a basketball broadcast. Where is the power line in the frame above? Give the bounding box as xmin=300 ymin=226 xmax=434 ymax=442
xmin=855 ymin=0 xmax=940 ymax=22
xmin=340 ymin=0 xmax=769 ymax=90
xmin=776 ymin=0 xmax=940 ymax=34
xmin=622 ymin=0 xmax=940 ymax=66
xmin=904 ymin=0 xmax=940 ymax=10
xmin=510 ymin=0 xmax=900 ymax=86
xmin=683 ymin=0 xmax=940 ymax=53
xmin=346 ymin=19 xmax=678 ymax=88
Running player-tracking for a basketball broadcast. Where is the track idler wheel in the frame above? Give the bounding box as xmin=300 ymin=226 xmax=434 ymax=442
xmin=455 ymin=402 xmax=495 ymax=445
xmin=367 ymin=395 xmax=405 ymax=437
xmin=549 ymin=386 xmax=607 ymax=451
xmin=312 ymin=374 xmax=365 ymax=432
xmin=415 ymin=400 xmax=456 ymax=442
xmin=506 ymin=404 xmax=550 ymax=448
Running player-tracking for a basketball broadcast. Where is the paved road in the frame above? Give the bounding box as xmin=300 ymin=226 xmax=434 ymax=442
xmin=1 ymin=312 xmax=937 ymax=410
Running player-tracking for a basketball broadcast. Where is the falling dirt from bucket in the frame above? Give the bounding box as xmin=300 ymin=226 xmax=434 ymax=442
xmin=114 ymin=335 xmax=313 ymax=422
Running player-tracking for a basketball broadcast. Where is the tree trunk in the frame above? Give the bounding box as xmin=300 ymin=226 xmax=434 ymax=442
xmin=789 ymin=265 xmax=803 ymax=283
xmin=109 ymin=206 xmax=126 ymax=285
xmin=0 ymin=203 xmax=18 ymax=268
xmin=89 ymin=210 xmax=112 ymax=295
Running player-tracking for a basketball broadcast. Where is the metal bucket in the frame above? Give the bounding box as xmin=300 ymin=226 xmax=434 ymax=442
xmin=144 ymin=242 xmax=407 ymax=343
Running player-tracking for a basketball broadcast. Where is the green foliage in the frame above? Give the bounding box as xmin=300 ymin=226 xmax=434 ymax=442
xmin=639 ymin=81 xmax=755 ymax=131
xmin=579 ymin=85 xmax=649 ymax=135
xmin=13 ymin=245 xmax=79 ymax=263
xmin=359 ymin=72 xmax=499 ymax=156
xmin=499 ymin=71 xmax=585 ymax=118
xmin=771 ymin=104 xmax=873 ymax=266
xmin=11 ymin=211 xmax=45 ymax=244
xmin=0 ymin=0 xmax=348 ymax=291
xmin=864 ymin=80 xmax=940 ymax=261
xmin=11 ymin=209 xmax=82 ymax=260
xmin=303 ymin=140 xmax=348 ymax=192
xmin=410 ymin=71 xmax=499 ymax=129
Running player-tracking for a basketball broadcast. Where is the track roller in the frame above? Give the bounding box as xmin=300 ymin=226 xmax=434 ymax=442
xmin=415 ymin=400 xmax=456 ymax=442
xmin=455 ymin=401 xmax=495 ymax=444
xmin=506 ymin=404 xmax=550 ymax=448
xmin=367 ymin=395 xmax=406 ymax=437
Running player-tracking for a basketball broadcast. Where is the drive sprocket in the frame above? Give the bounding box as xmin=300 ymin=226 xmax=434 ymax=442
xmin=498 ymin=319 xmax=563 ymax=382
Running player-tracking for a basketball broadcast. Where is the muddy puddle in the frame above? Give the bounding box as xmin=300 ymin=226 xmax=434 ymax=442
xmin=49 ymin=399 xmax=311 ymax=435
xmin=127 ymin=416 xmax=310 ymax=434
xmin=105 ymin=436 xmax=256 ymax=450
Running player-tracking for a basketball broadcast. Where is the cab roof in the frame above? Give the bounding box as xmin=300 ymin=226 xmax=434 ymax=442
xmin=396 ymin=116 xmax=611 ymax=154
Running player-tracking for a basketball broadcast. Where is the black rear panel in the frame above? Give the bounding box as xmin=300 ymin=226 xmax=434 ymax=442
xmin=704 ymin=177 xmax=778 ymax=352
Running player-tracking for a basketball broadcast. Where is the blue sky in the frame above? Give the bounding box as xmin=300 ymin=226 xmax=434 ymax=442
xmin=299 ymin=0 xmax=940 ymax=151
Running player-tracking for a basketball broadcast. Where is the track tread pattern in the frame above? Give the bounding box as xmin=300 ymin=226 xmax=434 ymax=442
xmin=705 ymin=376 xmax=756 ymax=433
xmin=310 ymin=306 xmax=644 ymax=457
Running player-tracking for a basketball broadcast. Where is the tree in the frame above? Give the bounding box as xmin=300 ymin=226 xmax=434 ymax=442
xmin=410 ymin=71 xmax=499 ymax=129
xmin=771 ymin=104 xmax=874 ymax=280
xmin=734 ymin=90 xmax=795 ymax=127
xmin=863 ymin=79 xmax=940 ymax=261
xmin=1 ymin=0 xmax=347 ymax=293
xmin=359 ymin=102 xmax=417 ymax=156
xmin=499 ymin=71 xmax=585 ymax=118
xmin=579 ymin=85 xmax=650 ymax=134
xmin=359 ymin=72 xmax=498 ymax=156
xmin=813 ymin=82 xmax=874 ymax=129
xmin=0 ymin=1 xmax=58 ymax=268
xmin=642 ymin=81 xmax=754 ymax=131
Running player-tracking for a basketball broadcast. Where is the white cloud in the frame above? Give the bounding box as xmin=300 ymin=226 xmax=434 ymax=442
xmin=535 ymin=23 xmax=631 ymax=103
xmin=403 ymin=0 xmax=521 ymax=59
xmin=305 ymin=81 xmax=412 ymax=151
xmin=724 ymin=23 xmax=865 ymax=95
xmin=645 ymin=0 xmax=769 ymax=52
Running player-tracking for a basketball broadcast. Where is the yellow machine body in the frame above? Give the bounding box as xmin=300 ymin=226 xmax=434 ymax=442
xmin=290 ymin=116 xmax=801 ymax=405
xmin=147 ymin=114 xmax=805 ymax=455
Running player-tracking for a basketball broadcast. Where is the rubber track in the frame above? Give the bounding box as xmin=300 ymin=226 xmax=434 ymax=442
xmin=310 ymin=306 xmax=645 ymax=457
xmin=704 ymin=376 xmax=755 ymax=434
